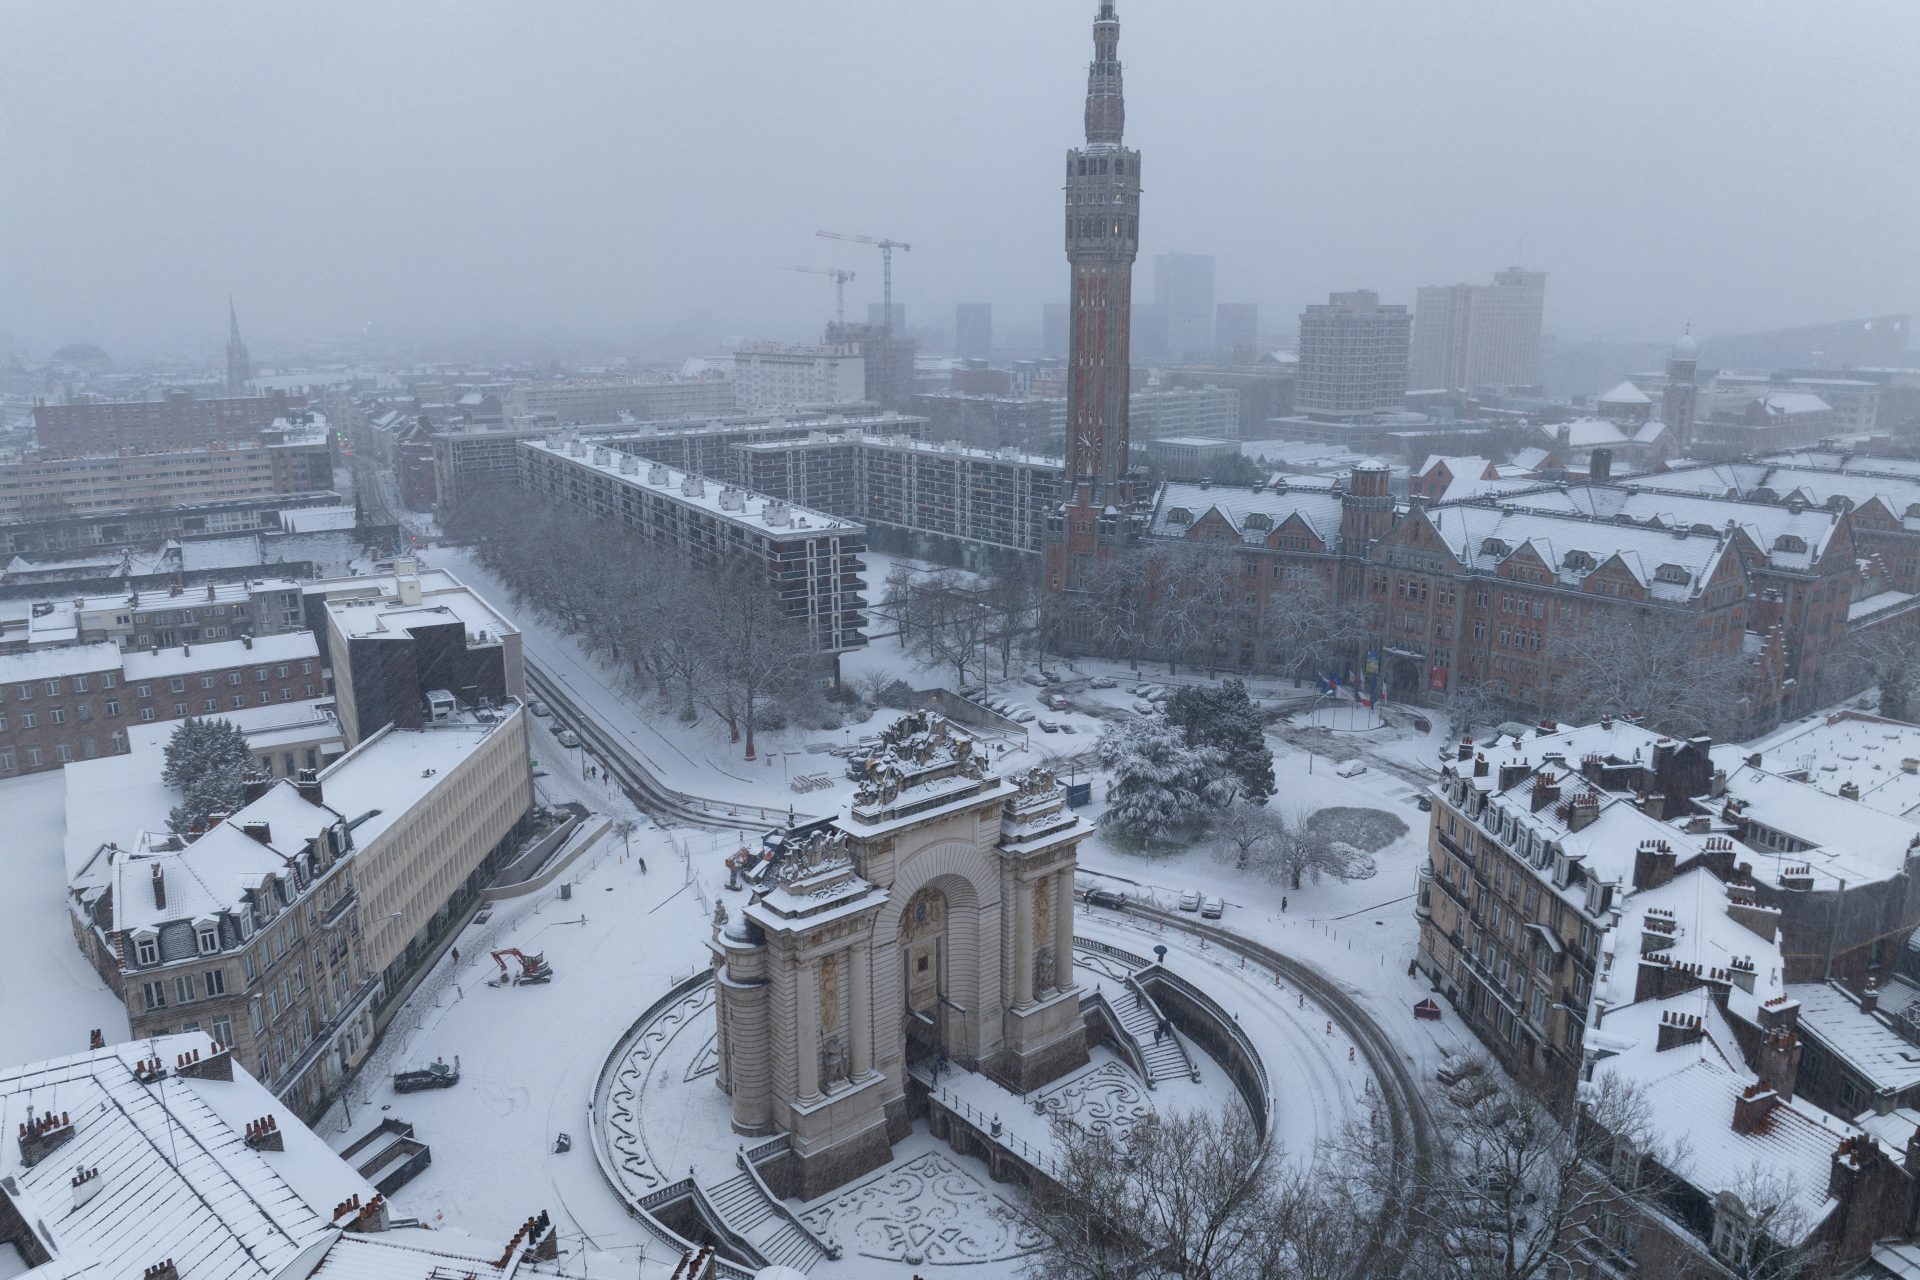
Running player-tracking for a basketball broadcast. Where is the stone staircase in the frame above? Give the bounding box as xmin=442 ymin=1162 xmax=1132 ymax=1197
xmin=1111 ymin=979 xmax=1200 ymax=1085
xmin=702 ymin=1169 xmax=831 ymax=1273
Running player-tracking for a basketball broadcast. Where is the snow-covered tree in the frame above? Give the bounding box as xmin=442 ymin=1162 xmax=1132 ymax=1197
xmin=1096 ymin=720 xmax=1235 ymax=844
xmin=1211 ymin=801 xmax=1283 ymax=870
xmin=1257 ymin=806 xmax=1378 ymax=890
xmin=163 ymin=718 xmax=252 ymax=836
xmin=1163 ymin=678 xmax=1274 ymax=805
xmin=1551 ymin=611 xmax=1751 ymax=740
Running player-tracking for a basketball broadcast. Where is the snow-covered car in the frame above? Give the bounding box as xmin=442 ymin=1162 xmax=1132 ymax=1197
xmin=1059 ymin=723 xmax=1077 ymax=734
xmin=1132 ymin=700 xmax=1156 ymax=714
xmin=1146 ymin=687 xmax=1171 ymax=703
xmin=1129 ymin=682 xmax=1152 ymax=695
xmin=1023 ymin=673 xmax=1050 ymax=687
xmin=1417 ymin=794 xmax=1434 ymax=811
xmin=1040 ymin=719 xmax=1061 ymax=733
xmin=1334 ymin=758 xmax=1367 ymax=778
xmin=1177 ymin=889 xmax=1201 ymax=912
xmin=1040 ymin=669 xmax=1062 ymax=683
xmin=1090 ymin=676 xmax=1118 ymax=689
xmin=1200 ymin=896 xmax=1225 ymax=919
xmin=557 ymin=729 xmax=581 ymax=748
xmin=1043 ymin=694 xmax=1071 ymax=711
xmin=529 ymin=700 xmax=552 ymax=717
xmin=1013 ymin=710 xmax=1037 ymax=724
xmin=956 ymin=685 xmax=984 ymax=699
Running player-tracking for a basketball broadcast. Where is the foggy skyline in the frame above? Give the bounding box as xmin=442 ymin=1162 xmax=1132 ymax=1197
xmin=3 ymin=0 xmax=1916 ymax=361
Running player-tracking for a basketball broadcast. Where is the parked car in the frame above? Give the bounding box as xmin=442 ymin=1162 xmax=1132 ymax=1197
xmin=1417 ymin=794 xmax=1434 ymax=811
xmin=1060 ymin=723 xmax=1077 ymax=734
xmin=1132 ymin=700 xmax=1156 ymax=714
xmin=1334 ymin=758 xmax=1367 ymax=778
xmin=957 ymin=685 xmax=984 ymax=699
xmin=1436 ymin=1055 xmax=1483 ymax=1087
xmin=1043 ymin=694 xmax=1071 ymax=711
xmin=557 ymin=729 xmax=581 ymax=748
xmin=1023 ymin=673 xmax=1050 ymax=687
xmin=1177 ymin=889 xmax=1202 ymax=912
xmin=1038 ymin=719 xmax=1060 ymax=733
xmin=529 ymin=700 xmax=552 ymax=717
xmin=1084 ymin=887 xmax=1127 ymax=909
xmin=1090 ymin=676 xmax=1119 ymax=689
xmin=1200 ymin=896 xmax=1225 ymax=919
xmin=1129 ymin=683 xmax=1152 ymax=695
xmin=1040 ymin=669 xmax=1062 ymax=683
xmin=1146 ymin=688 xmax=1171 ymax=703
xmin=1013 ymin=710 xmax=1037 ymax=724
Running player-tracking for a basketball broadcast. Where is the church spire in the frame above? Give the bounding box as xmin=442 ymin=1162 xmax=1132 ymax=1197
xmin=1084 ymin=2 xmax=1125 ymax=147
xmin=226 ymin=297 xmax=253 ymax=394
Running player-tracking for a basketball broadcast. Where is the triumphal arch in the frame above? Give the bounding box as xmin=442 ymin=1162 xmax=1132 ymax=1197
xmin=711 ymin=711 xmax=1089 ymax=1196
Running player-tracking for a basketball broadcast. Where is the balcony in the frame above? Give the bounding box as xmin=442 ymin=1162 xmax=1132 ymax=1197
xmin=1437 ymin=829 xmax=1474 ymax=867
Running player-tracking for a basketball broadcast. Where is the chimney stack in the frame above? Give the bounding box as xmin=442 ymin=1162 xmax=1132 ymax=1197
xmin=1860 ymin=978 xmax=1880 ymax=1016
xmin=1732 ymin=1082 xmax=1781 ymax=1135
xmin=294 ymin=767 xmax=323 ymax=807
xmin=150 ymin=863 xmax=166 ymax=910
xmin=142 ymin=1263 xmax=179 ymax=1280
xmin=1530 ymin=772 xmax=1562 ymax=813
xmin=1655 ymin=1009 xmax=1704 ymax=1052
xmin=243 ymin=1115 xmax=284 ymax=1152
xmin=16 ymin=1110 xmax=75 ymax=1167
xmin=71 ymin=1166 xmax=104 ymax=1210
xmin=1568 ymin=792 xmax=1600 ymax=832
xmin=241 ymin=769 xmax=273 ymax=807
xmin=1758 ymin=1027 xmax=1803 ymax=1101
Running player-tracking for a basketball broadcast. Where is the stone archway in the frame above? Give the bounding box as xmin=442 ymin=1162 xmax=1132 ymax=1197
xmin=900 ymin=885 xmax=950 ymax=1064
xmin=877 ymin=841 xmax=1001 ymax=1074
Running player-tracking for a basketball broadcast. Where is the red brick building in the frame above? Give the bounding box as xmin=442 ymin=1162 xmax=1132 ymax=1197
xmin=0 ymin=632 xmax=321 ymax=776
xmin=32 ymin=390 xmax=305 ymax=457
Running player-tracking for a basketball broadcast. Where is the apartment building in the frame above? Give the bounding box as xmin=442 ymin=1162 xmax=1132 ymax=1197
xmin=504 ymin=375 xmax=736 ymax=424
xmin=1046 ymin=386 xmax=1241 ymax=443
xmin=31 ymin=389 xmax=306 ymax=456
xmin=736 ymin=432 xmax=1064 ymax=563
xmin=1146 ymin=435 xmax=1245 ymax=477
xmin=0 ymin=432 xmax=333 ymax=521
xmin=1295 ymin=291 xmax=1412 ymax=417
xmin=6 ymin=576 xmax=307 ymax=653
xmin=732 ymin=342 xmax=866 ymax=409
xmin=1409 ymin=268 xmax=1548 ymax=391
xmin=431 ymin=421 xmax=555 ymax=505
xmin=1417 ymin=719 xmax=1920 ymax=1277
xmin=0 ymin=631 xmax=320 ymax=776
xmin=0 ymin=491 xmax=350 ymax=556
xmin=520 ymin=438 xmax=868 ymax=659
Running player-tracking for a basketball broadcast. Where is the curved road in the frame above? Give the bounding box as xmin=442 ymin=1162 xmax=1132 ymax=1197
xmin=1127 ymin=902 xmax=1437 ymax=1277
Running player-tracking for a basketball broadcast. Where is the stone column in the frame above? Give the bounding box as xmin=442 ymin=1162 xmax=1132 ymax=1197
xmin=1054 ymin=870 xmax=1074 ymax=992
xmin=1013 ymin=878 xmax=1036 ymax=1010
xmin=849 ymin=941 xmax=873 ymax=1079
xmin=796 ymin=958 xmax=822 ymax=1103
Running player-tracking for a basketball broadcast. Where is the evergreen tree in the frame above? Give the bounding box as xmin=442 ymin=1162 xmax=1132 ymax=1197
xmin=163 ymin=718 xmax=252 ymax=836
xmin=1163 ymin=679 xmax=1275 ymax=805
xmin=1096 ymin=720 xmax=1235 ymax=844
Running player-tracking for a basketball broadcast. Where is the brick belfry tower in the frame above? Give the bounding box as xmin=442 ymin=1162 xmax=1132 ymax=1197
xmin=1044 ymin=1 xmax=1142 ymax=642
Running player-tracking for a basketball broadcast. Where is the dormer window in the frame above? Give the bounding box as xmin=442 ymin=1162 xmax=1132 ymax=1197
xmin=1654 ymin=564 xmax=1690 ymax=585
xmin=1242 ymin=512 xmax=1273 ymax=532
xmin=134 ymin=933 xmax=158 ymax=966
xmin=1167 ymin=507 xmax=1193 ymax=526
xmin=1480 ymin=538 xmax=1509 ymax=558
xmin=1773 ymin=534 xmax=1806 ymax=553
xmin=196 ymin=922 xmax=219 ymax=955
xmin=1562 ymin=550 xmax=1594 ymax=571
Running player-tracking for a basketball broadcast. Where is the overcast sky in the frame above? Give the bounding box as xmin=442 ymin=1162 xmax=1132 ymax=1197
xmin=3 ymin=1 xmax=1916 ymax=361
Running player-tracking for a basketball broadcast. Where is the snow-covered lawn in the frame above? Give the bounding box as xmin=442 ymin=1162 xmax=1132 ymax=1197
xmin=1 ymin=770 xmax=128 ymax=1062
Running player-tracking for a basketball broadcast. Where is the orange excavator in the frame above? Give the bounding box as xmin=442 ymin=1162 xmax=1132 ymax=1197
xmin=489 ymin=948 xmax=554 ymax=986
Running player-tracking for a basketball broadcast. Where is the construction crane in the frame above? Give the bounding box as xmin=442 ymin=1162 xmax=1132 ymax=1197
xmin=816 ymin=230 xmax=911 ymax=332
xmin=784 ymin=265 xmax=857 ymax=326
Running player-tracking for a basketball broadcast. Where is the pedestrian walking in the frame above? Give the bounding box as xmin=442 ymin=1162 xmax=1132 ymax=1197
xmin=1282 ymin=896 xmax=1289 ymax=912
xmin=1133 ymin=988 xmax=1144 ymax=1010
xmin=1154 ymin=1017 xmax=1169 ymax=1043
xmin=452 ymin=947 xmax=460 ymax=966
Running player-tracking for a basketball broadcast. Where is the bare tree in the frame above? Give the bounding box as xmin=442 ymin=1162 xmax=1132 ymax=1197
xmin=1330 ymin=1063 xmax=1673 ymax=1280
xmin=1839 ymin=622 xmax=1920 ymax=722
xmin=696 ymin=559 xmax=816 ymax=758
xmin=1256 ymin=806 xmax=1377 ymax=890
xmin=981 ymin=558 xmax=1045 ymax=678
xmin=1263 ymin=572 xmax=1369 ymax=687
xmin=898 ymin=570 xmax=994 ymax=686
xmin=1552 ymin=609 xmax=1752 ymax=740
xmin=1083 ymin=549 xmax=1154 ymax=671
xmin=1007 ymin=1107 xmax=1288 ymax=1280
xmin=1212 ymin=801 xmax=1283 ymax=871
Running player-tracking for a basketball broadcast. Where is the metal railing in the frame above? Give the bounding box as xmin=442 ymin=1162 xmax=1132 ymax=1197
xmin=735 ymin=1147 xmax=840 ymax=1260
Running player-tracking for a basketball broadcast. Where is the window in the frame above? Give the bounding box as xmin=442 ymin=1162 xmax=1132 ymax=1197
xmin=197 ymin=925 xmax=219 ymax=954
xmin=174 ymin=974 xmax=196 ymax=1004
xmin=1710 ymin=1198 xmax=1755 ymax=1268
xmin=303 ymin=684 xmax=315 ymax=698
xmin=110 ymin=730 xmax=126 ymax=753
xmin=200 ymin=676 xmax=215 ymax=690
xmin=256 ymin=668 xmax=269 ymax=682
xmin=48 ymin=707 xmax=64 ymax=725
xmin=135 ymin=936 xmax=158 ymax=965
xmin=276 ymin=665 xmax=289 ymax=678
xmin=25 ymin=747 xmax=42 ymax=767
xmin=249 ymin=1002 xmax=264 ymax=1035
xmin=140 ymin=708 xmax=156 ymax=722
xmin=137 ymin=684 xmax=151 ymax=698
xmin=101 ymin=673 xmax=114 ymax=689
xmin=174 ymin=703 xmax=187 ymax=717
xmin=170 ymin=678 xmax=185 ymax=693
xmin=228 ymin=672 xmax=242 ymax=686
xmin=242 ymin=952 xmax=257 ymax=984
xmin=211 ymin=1015 xmax=233 ymax=1046
xmin=73 ymin=675 xmax=88 ymax=692
xmin=259 ymin=691 xmax=271 ymax=705
xmin=280 ymin=688 xmax=292 ymax=701
xmin=205 ymin=968 xmax=227 ymax=996
xmin=54 ymin=744 xmax=71 ymax=763
xmin=0 ymin=748 xmax=14 ymax=771
xmin=142 ymin=981 xmax=166 ymax=1011
xmin=231 ymin=695 xmax=245 ymax=709
xmin=20 ymin=712 xmax=34 ymax=729
xmin=105 ymin=700 xmax=120 ymax=716
xmin=44 ymin=680 xmax=60 ymax=695
xmin=204 ymin=699 xmax=217 ymax=713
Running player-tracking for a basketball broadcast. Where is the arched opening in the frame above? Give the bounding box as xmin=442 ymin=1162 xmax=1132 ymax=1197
xmin=900 ymin=885 xmax=952 ymax=1066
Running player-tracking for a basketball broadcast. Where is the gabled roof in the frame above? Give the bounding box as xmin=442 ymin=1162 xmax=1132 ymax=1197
xmin=1150 ymin=481 xmax=1346 ymax=547
xmin=1598 ymin=380 xmax=1652 ymax=406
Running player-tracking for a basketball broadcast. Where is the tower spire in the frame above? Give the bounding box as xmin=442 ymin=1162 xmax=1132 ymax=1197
xmin=225 ymin=297 xmax=252 ymax=394
xmin=1084 ymin=2 xmax=1125 ymax=147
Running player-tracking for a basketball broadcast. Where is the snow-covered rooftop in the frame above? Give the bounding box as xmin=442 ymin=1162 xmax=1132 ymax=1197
xmin=121 ymin=632 xmax=318 ymax=682
xmin=1151 ymin=481 xmax=1347 ymax=547
xmin=0 ymin=640 xmax=123 ymax=683
xmin=1787 ymin=980 xmax=1920 ymax=1095
xmin=522 ymin=438 xmax=862 ymax=535
xmin=1743 ymin=711 xmax=1920 ymax=819
xmin=319 ymin=711 xmax=517 ymax=849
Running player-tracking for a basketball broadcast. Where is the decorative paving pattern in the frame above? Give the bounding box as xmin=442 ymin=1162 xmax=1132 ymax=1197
xmin=683 ymin=1032 xmax=718 ymax=1082
xmin=1034 ymin=1061 xmax=1152 ymax=1143
xmin=801 ymin=1152 xmax=1044 ymax=1265
xmin=602 ymin=985 xmax=713 ymax=1192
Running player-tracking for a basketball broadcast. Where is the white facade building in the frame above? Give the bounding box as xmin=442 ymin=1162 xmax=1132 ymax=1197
xmin=733 ymin=342 xmax=867 ymax=410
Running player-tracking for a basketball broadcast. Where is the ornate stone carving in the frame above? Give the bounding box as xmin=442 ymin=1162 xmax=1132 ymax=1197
xmin=1033 ymin=879 xmax=1052 ymax=947
xmin=1008 ymin=765 xmax=1057 ymax=799
xmin=901 ymin=886 xmax=948 ymax=942
xmin=776 ymin=827 xmax=852 ymax=883
xmin=820 ymin=953 xmax=841 ymax=1032
xmin=1033 ymin=945 xmax=1056 ymax=997
xmin=821 ymin=1033 xmax=850 ymax=1088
